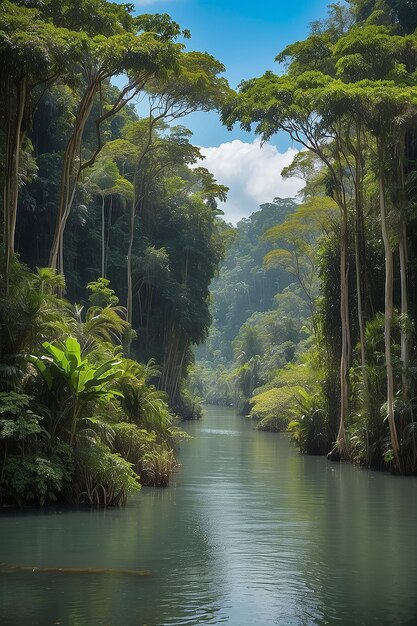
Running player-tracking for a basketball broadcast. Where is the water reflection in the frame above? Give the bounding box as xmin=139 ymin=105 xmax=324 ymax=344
xmin=1 ymin=406 xmax=417 ymax=625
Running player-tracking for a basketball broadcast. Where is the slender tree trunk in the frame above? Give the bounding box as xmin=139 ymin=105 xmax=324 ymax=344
xmin=354 ymin=126 xmax=369 ymax=411
xmin=49 ymin=82 xmax=97 ymax=270
xmin=379 ymin=147 xmax=402 ymax=472
xmin=101 ymin=194 xmax=105 ymax=278
xmin=172 ymin=339 xmax=189 ymax=403
xmin=104 ymin=196 xmax=112 ymax=277
xmin=336 ymin=202 xmax=349 ymax=458
xmin=3 ymin=77 xmax=27 ymax=286
xmin=126 ymin=194 xmax=136 ymax=326
xmin=319 ymin=141 xmax=350 ymax=460
xmin=397 ymin=136 xmax=410 ymax=402
xmin=161 ymin=323 xmax=180 ymax=400
xmin=396 ymin=135 xmax=415 ymax=469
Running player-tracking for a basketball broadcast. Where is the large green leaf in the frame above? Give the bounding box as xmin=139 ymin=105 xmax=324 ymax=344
xmin=93 ymin=359 xmax=122 ymax=380
xmin=64 ymin=337 xmax=82 ymax=372
xmin=29 ymin=355 xmax=54 ymax=391
xmin=42 ymin=342 xmax=68 ymax=372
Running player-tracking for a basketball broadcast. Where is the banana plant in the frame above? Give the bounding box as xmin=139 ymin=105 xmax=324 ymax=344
xmin=30 ymin=337 xmax=123 ymax=445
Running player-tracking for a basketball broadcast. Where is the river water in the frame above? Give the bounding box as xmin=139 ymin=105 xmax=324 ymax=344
xmin=1 ymin=405 xmax=417 ymax=625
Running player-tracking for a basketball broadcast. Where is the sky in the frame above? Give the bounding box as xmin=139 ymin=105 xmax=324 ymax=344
xmin=124 ymin=0 xmax=331 ymax=222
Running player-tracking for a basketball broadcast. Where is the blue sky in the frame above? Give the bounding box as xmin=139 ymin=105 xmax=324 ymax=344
xmin=134 ymin=0 xmax=329 ymax=147
xmin=123 ymin=0 xmax=332 ymax=221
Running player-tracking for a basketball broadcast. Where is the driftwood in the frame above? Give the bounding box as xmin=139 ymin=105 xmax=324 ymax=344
xmin=0 ymin=563 xmax=152 ymax=577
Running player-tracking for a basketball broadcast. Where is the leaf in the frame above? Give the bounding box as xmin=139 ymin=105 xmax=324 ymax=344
xmin=42 ymin=342 xmax=67 ymax=371
xmin=29 ymin=355 xmax=54 ymax=390
xmin=93 ymin=359 xmax=122 ymax=380
xmin=64 ymin=337 xmax=82 ymax=371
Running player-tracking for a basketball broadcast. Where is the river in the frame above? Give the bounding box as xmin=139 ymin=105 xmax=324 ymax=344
xmin=1 ymin=405 xmax=417 ymax=625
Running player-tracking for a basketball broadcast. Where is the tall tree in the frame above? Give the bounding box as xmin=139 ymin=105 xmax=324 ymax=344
xmin=47 ymin=7 xmax=185 ymax=273
xmin=0 ymin=0 xmax=84 ymax=284
xmin=222 ymin=68 xmax=353 ymax=456
xmin=123 ymin=51 xmax=229 ymax=324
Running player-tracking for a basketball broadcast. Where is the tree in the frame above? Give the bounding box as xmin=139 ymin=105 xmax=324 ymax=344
xmin=46 ymin=6 xmax=185 ymax=273
xmin=31 ymin=336 xmax=122 ymax=445
xmin=263 ymin=197 xmax=337 ymax=318
xmin=123 ymin=51 xmax=229 ymax=325
xmin=88 ymin=157 xmax=133 ymax=277
xmin=0 ymin=0 xmax=85 ymax=284
xmin=223 ymin=67 xmax=353 ymax=456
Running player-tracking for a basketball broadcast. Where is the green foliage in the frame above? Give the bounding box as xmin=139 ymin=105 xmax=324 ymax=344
xmin=112 ymin=422 xmax=156 ymax=470
xmin=117 ymin=373 xmax=172 ymax=432
xmin=32 ymin=337 xmax=122 ymax=397
xmin=250 ymin=363 xmax=317 ymax=432
xmin=67 ymin=304 xmax=132 ymax=355
xmin=173 ymin=386 xmax=203 ymax=420
xmin=221 ymin=2 xmax=417 ymax=473
xmin=0 ymin=0 xmax=230 ymax=505
xmin=250 ymin=386 xmax=299 ymax=432
xmin=87 ymin=278 xmax=119 ymax=308
xmin=0 ymin=283 xmax=176 ymax=504
xmin=0 ymin=397 xmax=43 ymax=442
xmin=288 ymin=390 xmax=328 ymax=455
xmin=140 ymin=444 xmax=176 ymax=487
xmin=263 ymin=197 xmax=338 ymax=311
xmin=194 ymin=199 xmax=302 ymax=407
xmin=2 ymin=443 xmax=74 ymax=506
xmin=0 ymin=262 xmax=69 ymax=391
xmin=75 ymin=442 xmax=140 ymax=506
xmin=30 ymin=336 xmax=123 ymax=445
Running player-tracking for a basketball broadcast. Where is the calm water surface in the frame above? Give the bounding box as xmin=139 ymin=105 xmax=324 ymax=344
xmin=1 ymin=406 xmax=417 ymax=625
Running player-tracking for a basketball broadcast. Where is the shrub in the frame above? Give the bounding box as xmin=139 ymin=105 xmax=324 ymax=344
xmin=112 ymin=422 xmax=156 ymax=473
xmin=288 ymin=390 xmax=328 ymax=455
xmin=250 ymin=362 xmax=318 ymax=432
xmin=2 ymin=442 xmax=74 ymax=506
xmin=75 ymin=442 xmax=140 ymax=506
xmin=140 ymin=444 xmax=177 ymax=487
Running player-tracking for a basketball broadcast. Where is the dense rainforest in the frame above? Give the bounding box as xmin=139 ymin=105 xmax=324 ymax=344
xmin=0 ymin=0 xmax=230 ymax=505
xmin=199 ymin=0 xmax=417 ymax=475
xmin=2 ymin=0 xmax=417 ymax=510
xmin=191 ymin=197 xmax=313 ymax=417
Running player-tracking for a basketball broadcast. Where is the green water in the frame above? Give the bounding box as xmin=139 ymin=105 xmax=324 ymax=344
xmin=1 ymin=405 xmax=417 ymax=625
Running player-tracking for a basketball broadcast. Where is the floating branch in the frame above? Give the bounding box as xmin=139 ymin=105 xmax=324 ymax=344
xmin=0 ymin=564 xmax=152 ymax=577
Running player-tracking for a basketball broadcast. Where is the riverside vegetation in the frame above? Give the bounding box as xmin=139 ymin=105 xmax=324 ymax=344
xmin=193 ymin=0 xmax=417 ymax=476
xmin=2 ymin=0 xmax=417 ymax=509
xmin=0 ymin=0 xmax=230 ymax=505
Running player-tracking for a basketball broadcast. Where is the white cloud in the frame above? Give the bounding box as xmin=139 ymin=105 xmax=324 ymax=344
xmin=197 ymin=140 xmax=304 ymax=224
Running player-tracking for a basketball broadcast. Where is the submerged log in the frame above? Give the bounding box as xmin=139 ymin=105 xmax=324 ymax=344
xmin=0 ymin=563 xmax=152 ymax=577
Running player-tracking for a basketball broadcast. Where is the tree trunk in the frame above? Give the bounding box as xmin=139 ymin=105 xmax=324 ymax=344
xmin=397 ymin=135 xmax=410 ymax=402
xmin=101 ymin=194 xmax=105 ymax=278
xmin=336 ymin=202 xmax=350 ymax=459
xmin=49 ymin=82 xmax=97 ymax=271
xmin=126 ymin=195 xmax=136 ymax=327
xmin=3 ymin=77 xmax=27 ymax=286
xmin=104 ymin=196 xmax=113 ymax=277
xmin=354 ymin=126 xmax=369 ymax=414
xmin=379 ymin=148 xmax=402 ymax=472
xmin=172 ymin=340 xmax=189 ymax=403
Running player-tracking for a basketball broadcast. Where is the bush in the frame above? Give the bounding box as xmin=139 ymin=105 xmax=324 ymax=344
xmin=140 ymin=444 xmax=177 ymax=487
xmin=250 ymin=362 xmax=318 ymax=432
xmin=75 ymin=442 xmax=140 ymax=506
xmin=2 ymin=442 xmax=74 ymax=506
xmin=112 ymin=422 xmax=156 ymax=473
xmin=250 ymin=386 xmax=298 ymax=431
xmin=173 ymin=388 xmax=203 ymax=420
xmin=288 ymin=390 xmax=328 ymax=455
